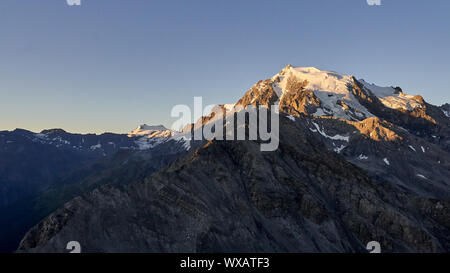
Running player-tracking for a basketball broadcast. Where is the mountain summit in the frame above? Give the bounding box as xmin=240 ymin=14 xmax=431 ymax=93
xmin=237 ymin=65 xmax=427 ymax=122
xmin=129 ymin=124 xmax=170 ymax=136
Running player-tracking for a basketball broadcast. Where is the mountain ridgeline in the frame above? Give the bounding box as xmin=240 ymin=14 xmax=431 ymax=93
xmin=6 ymin=65 xmax=450 ymax=253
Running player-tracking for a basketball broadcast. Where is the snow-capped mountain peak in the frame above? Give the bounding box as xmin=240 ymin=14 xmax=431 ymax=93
xmin=238 ymin=65 xmax=429 ymax=122
xmin=128 ymin=124 xmax=192 ymax=151
xmin=128 ymin=124 xmax=170 ymax=137
xmin=271 ymin=65 xmax=374 ymax=121
xmin=275 ymin=66 xmax=354 ymax=97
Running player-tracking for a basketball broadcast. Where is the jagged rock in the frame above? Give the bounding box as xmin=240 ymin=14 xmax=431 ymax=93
xmin=18 ymin=117 xmax=449 ymax=253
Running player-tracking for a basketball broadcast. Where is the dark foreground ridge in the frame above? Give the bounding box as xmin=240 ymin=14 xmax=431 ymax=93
xmin=19 ymin=116 xmax=449 ymax=252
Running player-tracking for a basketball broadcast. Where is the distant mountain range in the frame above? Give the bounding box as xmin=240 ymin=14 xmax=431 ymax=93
xmin=3 ymin=65 xmax=449 ymax=252
xmin=0 ymin=126 xmax=190 ymax=252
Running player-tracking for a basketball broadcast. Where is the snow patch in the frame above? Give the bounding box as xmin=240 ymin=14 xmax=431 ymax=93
xmin=90 ymin=144 xmax=102 ymax=150
xmin=52 ymin=137 xmax=70 ymax=145
xmin=358 ymin=154 xmax=369 ymax=160
xmin=416 ymin=174 xmax=428 ymax=180
xmin=135 ymin=136 xmax=166 ymax=150
xmin=34 ymin=133 xmax=48 ymax=140
xmin=310 ymin=122 xmax=349 ymax=141
xmin=172 ymin=134 xmax=191 ymax=151
xmin=442 ymin=109 xmax=450 ymax=118
xmin=333 ymin=145 xmax=346 ymax=153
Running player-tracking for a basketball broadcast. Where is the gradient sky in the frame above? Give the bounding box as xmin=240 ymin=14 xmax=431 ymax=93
xmin=1 ymin=0 xmax=449 ymax=134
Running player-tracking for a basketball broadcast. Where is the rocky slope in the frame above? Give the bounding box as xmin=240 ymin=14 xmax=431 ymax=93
xmin=18 ymin=116 xmax=449 ymax=252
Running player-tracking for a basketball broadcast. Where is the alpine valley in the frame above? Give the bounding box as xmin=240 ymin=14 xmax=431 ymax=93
xmin=3 ymin=65 xmax=449 ymax=253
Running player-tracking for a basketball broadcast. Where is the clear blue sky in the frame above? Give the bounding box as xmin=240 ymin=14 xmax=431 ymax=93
xmin=1 ymin=0 xmax=449 ymax=134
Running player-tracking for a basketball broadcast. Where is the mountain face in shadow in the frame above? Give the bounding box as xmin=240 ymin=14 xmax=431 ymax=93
xmin=18 ymin=116 xmax=449 ymax=252
xmin=0 ymin=127 xmax=189 ymax=252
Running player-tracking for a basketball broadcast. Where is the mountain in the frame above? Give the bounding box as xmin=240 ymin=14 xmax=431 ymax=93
xmin=0 ymin=126 xmax=190 ymax=252
xmin=0 ymin=126 xmax=192 ymax=208
xmin=0 ymin=128 xmax=131 ymax=209
xmin=17 ymin=65 xmax=450 ymax=253
xmin=233 ymin=65 xmax=450 ymax=196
